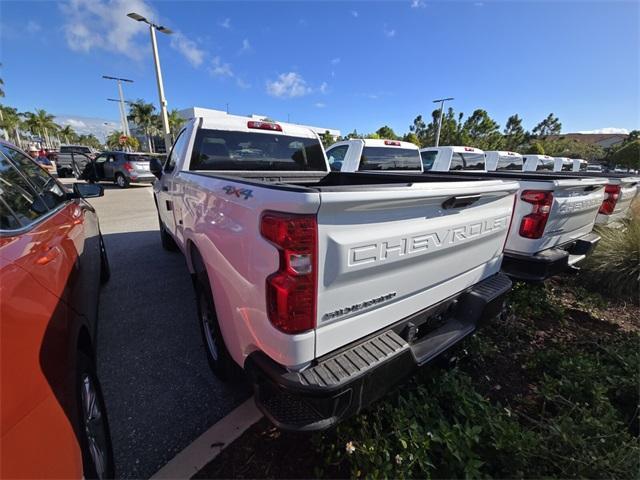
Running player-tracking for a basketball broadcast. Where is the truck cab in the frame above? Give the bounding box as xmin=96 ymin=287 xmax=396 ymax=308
xmin=485 ymin=151 xmax=524 ymax=172
xmin=522 ymin=154 xmax=555 ymax=172
xmin=419 ymin=146 xmax=486 ymax=172
xmin=326 ymin=139 xmax=423 ymax=173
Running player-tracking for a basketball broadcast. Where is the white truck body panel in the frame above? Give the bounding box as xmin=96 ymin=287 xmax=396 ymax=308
xmin=485 ymin=151 xmax=523 ymax=172
xmin=595 ymin=175 xmax=640 ymax=225
xmin=522 ymin=155 xmax=555 ymax=172
xmin=328 ymin=139 xmax=423 ymax=173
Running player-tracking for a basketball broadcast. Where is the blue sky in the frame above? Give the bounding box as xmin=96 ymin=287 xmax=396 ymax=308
xmin=1 ymin=0 xmax=638 ymax=139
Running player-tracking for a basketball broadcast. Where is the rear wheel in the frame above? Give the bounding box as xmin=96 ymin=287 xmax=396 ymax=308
xmin=192 ymin=252 xmax=238 ymax=381
xmin=115 ymin=174 xmax=128 ymax=189
xmin=76 ymin=352 xmax=114 ymax=479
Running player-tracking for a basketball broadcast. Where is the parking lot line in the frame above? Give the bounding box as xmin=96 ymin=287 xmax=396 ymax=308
xmin=150 ymin=398 xmax=262 ymax=479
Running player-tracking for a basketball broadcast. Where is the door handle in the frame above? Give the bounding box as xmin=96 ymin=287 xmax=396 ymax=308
xmin=36 ymin=244 xmax=59 ymax=265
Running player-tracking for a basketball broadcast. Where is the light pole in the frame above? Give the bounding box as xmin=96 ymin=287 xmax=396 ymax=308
xmin=432 ymin=97 xmax=454 ymax=147
xmin=102 ymin=75 xmax=133 ymax=137
xmin=127 ymin=12 xmax=173 ymax=152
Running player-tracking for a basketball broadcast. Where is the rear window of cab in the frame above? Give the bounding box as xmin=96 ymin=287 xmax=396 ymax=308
xmin=190 ymin=129 xmax=326 ymax=171
xmin=359 ymin=147 xmax=421 ymax=171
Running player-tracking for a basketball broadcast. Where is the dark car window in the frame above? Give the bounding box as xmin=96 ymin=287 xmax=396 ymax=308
xmin=0 ymin=144 xmax=67 ymax=210
xmin=126 ymin=154 xmax=153 ymax=162
xmin=561 ymin=160 xmax=573 ymax=172
xmin=190 ymin=129 xmax=327 ymax=171
xmin=0 ymin=153 xmax=49 ymax=228
xmin=420 ymin=150 xmax=437 ymax=171
xmin=450 ymin=152 xmax=485 ymax=171
xmin=496 ymin=155 xmax=523 ymax=171
xmin=536 ymin=159 xmax=555 ymax=171
xmin=359 ymin=147 xmax=421 ymax=171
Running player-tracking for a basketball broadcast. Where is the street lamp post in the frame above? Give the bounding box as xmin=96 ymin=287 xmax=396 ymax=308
xmin=102 ymin=75 xmax=133 ymax=137
xmin=127 ymin=12 xmax=173 ymax=152
xmin=432 ymin=97 xmax=454 ymax=147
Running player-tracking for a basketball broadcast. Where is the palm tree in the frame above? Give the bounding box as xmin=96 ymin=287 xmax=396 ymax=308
xmin=59 ymin=125 xmax=77 ymax=144
xmin=128 ymin=100 xmax=156 ymax=152
xmin=22 ymin=109 xmax=59 ymax=148
xmin=167 ymin=109 xmax=185 ymax=142
xmin=0 ymin=106 xmax=23 ymax=146
xmin=0 ymin=62 xmax=5 ymax=98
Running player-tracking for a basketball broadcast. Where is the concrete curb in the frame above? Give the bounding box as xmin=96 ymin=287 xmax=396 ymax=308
xmin=151 ymin=398 xmax=263 ymax=479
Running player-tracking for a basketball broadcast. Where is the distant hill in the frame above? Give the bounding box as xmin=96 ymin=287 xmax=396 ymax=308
xmin=546 ymin=133 xmax=628 ymax=149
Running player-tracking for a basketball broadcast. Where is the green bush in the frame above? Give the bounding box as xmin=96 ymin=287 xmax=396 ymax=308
xmin=581 ymin=218 xmax=640 ymax=301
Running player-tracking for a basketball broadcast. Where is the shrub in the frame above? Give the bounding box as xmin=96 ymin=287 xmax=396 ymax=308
xmin=581 ymin=218 xmax=640 ymax=301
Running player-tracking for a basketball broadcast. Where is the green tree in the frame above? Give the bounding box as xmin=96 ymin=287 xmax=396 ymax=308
xmin=59 ymin=125 xmax=77 ymax=144
xmin=461 ymin=109 xmax=503 ymax=150
xmin=0 ymin=105 xmax=22 ymax=145
xmin=503 ymin=114 xmax=526 ymax=151
xmin=409 ymin=115 xmax=427 ymax=146
xmin=609 ymin=140 xmax=640 ymax=170
xmin=321 ymin=130 xmax=336 ymax=147
xmin=77 ymin=134 xmax=102 ymax=150
xmin=532 ymin=113 xmax=562 ymax=139
xmin=167 ymin=109 xmax=185 ymax=141
xmin=375 ymin=125 xmax=398 ymax=140
xmin=540 ymin=137 xmax=604 ymax=161
xmin=0 ymin=62 xmax=5 ymax=98
xmin=128 ymin=100 xmax=157 ymax=152
xmin=622 ymin=130 xmax=639 ymax=145
xmin=402 ymin=132 xmax=420 ymax=146
xmin=21 ymin=109 xmax=59 ymax=148
xmin=364 ymin=132 xmax=381 ymax=139
xmin=525 ymin=142 xmax=546 ymax=155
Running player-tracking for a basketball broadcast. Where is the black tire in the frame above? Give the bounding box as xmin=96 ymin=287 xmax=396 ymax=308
xmin=158 ymin=216 xmax=179 ymax=252
xmin=192 ymin=252 xmax=238 ymax=381
xmin=76 ymin=352 xmax=115 ymax=479
xmin=115 ymin=174 xmax=129 ymax=189
xmin=99 ymin=234 xmax=110 ymax=284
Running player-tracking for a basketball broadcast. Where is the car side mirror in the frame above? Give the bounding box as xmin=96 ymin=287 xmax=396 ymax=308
xmin=73 ymin=182 xmax=104 ymax=198
xmin=150 ymin=157 xmax=163 ymax=179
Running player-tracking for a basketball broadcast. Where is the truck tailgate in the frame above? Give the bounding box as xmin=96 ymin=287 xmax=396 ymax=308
xmin=314 ymin=179 xmax=518 ymax=357
xmin=540 ymin=178 xmax=606 ymax=249
xmin=613 ymin=176 xmax=639 ymax=216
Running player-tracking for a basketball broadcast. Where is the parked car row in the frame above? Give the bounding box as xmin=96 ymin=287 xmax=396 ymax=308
xmin=148 ymin=109 xmax=638 ymax=432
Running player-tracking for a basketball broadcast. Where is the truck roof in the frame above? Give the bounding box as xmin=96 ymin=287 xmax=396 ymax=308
xmin=522 ymin=154 xmax=554 ymax=160
xmin=420 ymin=146 xmax=485 ymax=154
xmin=359 ymin=138 xmax=419 ymax=149
xmin=485 ymin=150 xmax=522 ymax=157
xmin=196 ymin=112 xmax=320 ymax=140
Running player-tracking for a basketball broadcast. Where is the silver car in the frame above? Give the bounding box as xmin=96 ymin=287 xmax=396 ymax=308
xmin=80 ymin=151 xmax=159 ymax=188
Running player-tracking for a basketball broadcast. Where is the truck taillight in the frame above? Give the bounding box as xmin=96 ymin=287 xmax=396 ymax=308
xmin=260 ymin=212 xmax=317 ymax=334
xmin=598 ymin=184 xmax=620 ymax=215
xmin=123 ymin=162 xmax=133 ymax=172
xmin=519 ymin=190 xmax=553 ymax=239
xmin=384 ymin=140 xmax=401 ymax=146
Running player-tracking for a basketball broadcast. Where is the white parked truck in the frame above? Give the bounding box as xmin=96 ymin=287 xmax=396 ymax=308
xmin=553 ymin=157 xmax=588 ymax=173
xmin=327 ymin=138 xmax=423 ymax=173
xmin=426 ymin=148 xmax=607 ymax=281
xmin=150 ymin=113 xmax=519 ymax=431
xmin=420 ymin=146 xmax=486 ymax=172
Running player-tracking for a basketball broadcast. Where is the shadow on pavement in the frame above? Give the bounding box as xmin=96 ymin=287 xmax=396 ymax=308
xmin=97 ymin=230 xmax=250 ymax=479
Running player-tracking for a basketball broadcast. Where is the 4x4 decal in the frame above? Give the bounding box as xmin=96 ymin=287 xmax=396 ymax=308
xmin=223 ymin=185 xmax=253 ymax=200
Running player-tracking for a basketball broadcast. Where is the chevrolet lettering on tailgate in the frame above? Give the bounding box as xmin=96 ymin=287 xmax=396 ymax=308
xmin=348 ymin=215 xmax=510 ymax=267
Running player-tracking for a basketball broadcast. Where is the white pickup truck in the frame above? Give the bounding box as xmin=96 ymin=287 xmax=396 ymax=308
xmin=327 ymin=138 xmax=423 ymax=173
xmin=552 ymin=157 xmax=588 ymax=173
xmin=424 ymin=147 xmax=606 ymax=281
xmin=150 ymin=113 xmax=519 ymax=431
xmin=420 ymin=146 xmax=486 ymax=172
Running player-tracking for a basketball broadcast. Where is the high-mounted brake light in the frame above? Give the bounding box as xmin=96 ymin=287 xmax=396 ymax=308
xmin=260 ymin=212 xmax=317 ymax=334
xmin=247 ymin=120 xmax=282 ymax=132
xmin=519 ymin=190 xmax=553 ymax=239
xmin=598 ymin=184 xmax=621 ymax=215
xmin=384 ymin=140 xmax=401 ymax=146
xmin=464 ymin=147 xmax=475 ymax=152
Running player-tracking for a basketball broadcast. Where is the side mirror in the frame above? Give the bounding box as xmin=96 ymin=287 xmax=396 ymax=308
xmin=150 ymin=157 xmax=163 ymax=179
xmin=73 ymin=182 xmax=104 ymax=198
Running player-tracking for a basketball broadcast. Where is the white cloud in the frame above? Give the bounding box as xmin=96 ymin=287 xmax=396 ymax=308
xmin=60 ymin=0 xmax=155 ymax=60
xmin=331 ymin=57 xmax=341 ymax=65
xmin=170 ymin=32 xmax=205 ymax=67
xmin=576 ymin=128 xmax=630 ymax=134
xmin=240 ymin=38 xmax=252 ymax=54
xmin=314 ymin=102 xmax=326 ymax=108
xmin=236 ymin=78 xmax=251 ymax=89
xmin=319 ymin=82 xmax=329 ymax=94
xmin=384 ymin=25 xmax=396 ymax=38
xmin=27 ymin=20 xmax=41 ymax=33
xmin=351 ymin=10 xmax=359 ymax=18
xmin=266 ymin=72 xmax=311 ymax=98
xmin=411 ymin=0 xmax=426 ymax=8
xmin=64 ymin=118 xmax=87 ymax=129
xmin=219 ymin=17 xmax=231 ymax=29
xmin=209 ymin=56 xmax=234 ymax=78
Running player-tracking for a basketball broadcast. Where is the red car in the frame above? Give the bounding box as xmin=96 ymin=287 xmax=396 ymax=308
xmin=0 ymin=141 xmax=114 ymax=478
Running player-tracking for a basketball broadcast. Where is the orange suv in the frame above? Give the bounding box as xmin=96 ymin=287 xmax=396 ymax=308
xmin=0 ymin=141 xmax=114 ymax=478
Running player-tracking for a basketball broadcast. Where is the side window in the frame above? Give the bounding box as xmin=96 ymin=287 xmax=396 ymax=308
xmin=0 ymin=153 xmax=49 ymax=229
xmin=326 ymin=145 xmax=348 ymax=171
xmin=0 ymin=144 xmax=66 ymax=210
xmin=450 ymin=152 xmax=464 ymax=170
xmin=165 ymin=129 xmax=188 ymax=173
xmin=420 ymin=151 xmax=437 ymax=171
xmin=95 ymin=154 xmax=107 ymax=163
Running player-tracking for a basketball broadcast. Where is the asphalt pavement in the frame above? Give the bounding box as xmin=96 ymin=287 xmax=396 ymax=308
xmin=68 ymin=180 xmax=249 ymax=479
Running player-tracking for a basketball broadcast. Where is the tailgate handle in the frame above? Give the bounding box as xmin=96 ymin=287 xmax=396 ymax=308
xmin=442 ymin=195 xmax=481 ymax=210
